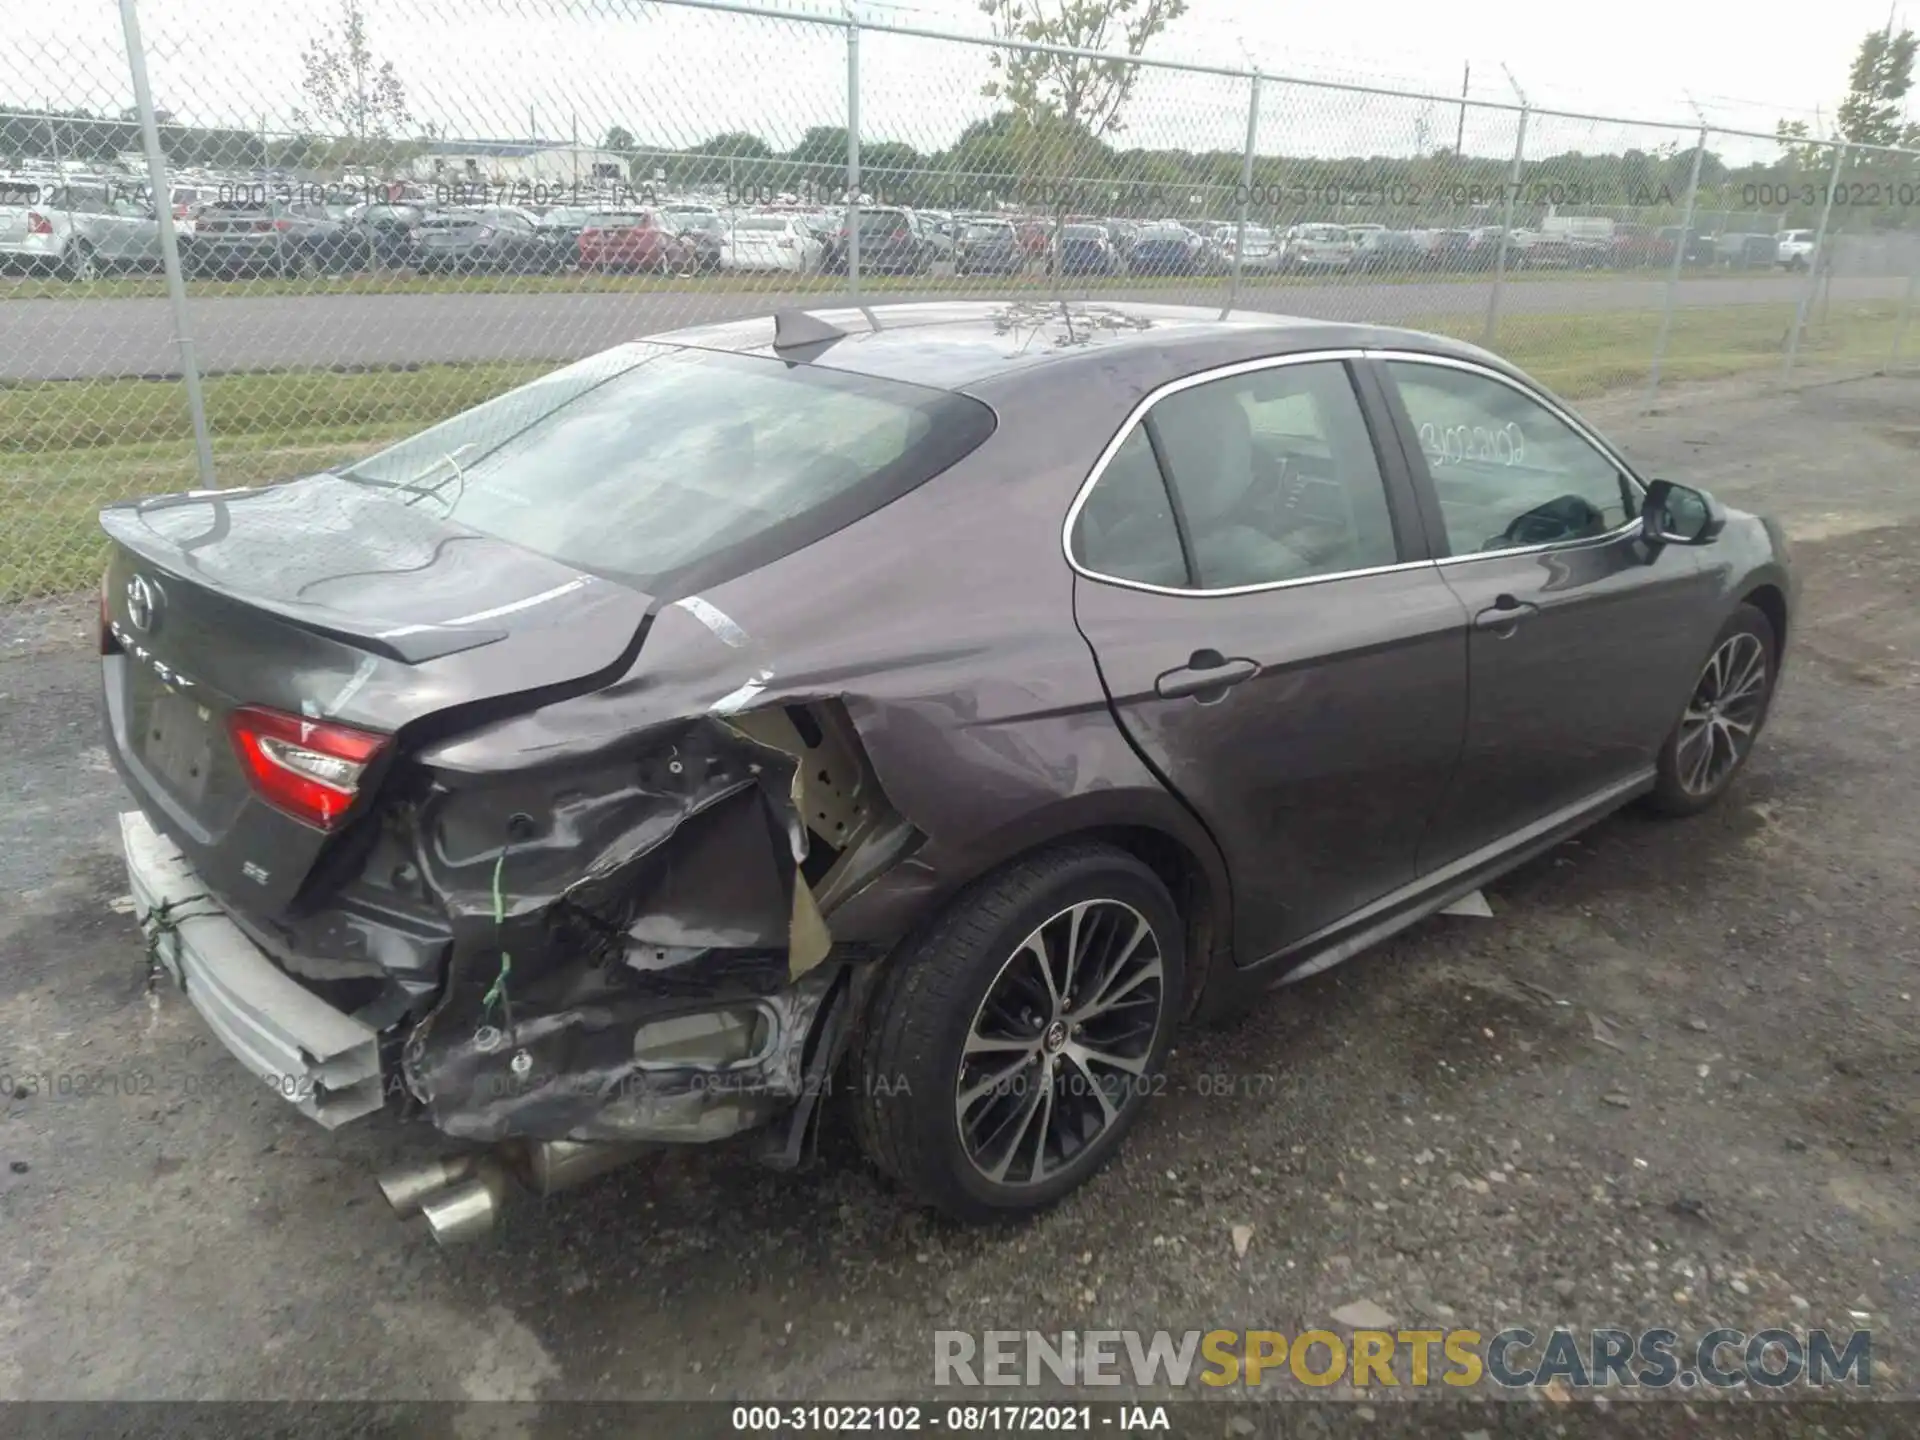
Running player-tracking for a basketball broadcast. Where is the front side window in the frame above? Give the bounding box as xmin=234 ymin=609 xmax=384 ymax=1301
xmin=1385 ymin=361 xmax=1640 ymax=556
xmin=1147 ymin=360 xmax=1401 ymax=590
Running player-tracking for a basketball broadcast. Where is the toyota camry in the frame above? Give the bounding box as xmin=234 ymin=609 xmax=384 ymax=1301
xmin=100 ymin=300 xmax=1794 ymax=1240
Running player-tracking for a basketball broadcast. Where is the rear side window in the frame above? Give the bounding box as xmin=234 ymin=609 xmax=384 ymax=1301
xmin=338 ymin=344 xmax=996 ymax=591
xmin=1070 ymin=428 xmax=1187 ymax=588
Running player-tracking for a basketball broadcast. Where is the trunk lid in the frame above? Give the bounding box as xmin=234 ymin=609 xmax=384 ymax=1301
xmin=100 ymin=474 xmax=651 ymax=913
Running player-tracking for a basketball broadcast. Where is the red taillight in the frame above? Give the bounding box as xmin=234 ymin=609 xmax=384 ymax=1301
xmin=890 ymin=228 xmax=907 ymax=240
xmin=27 ymin=212 xmax=52 ymax=235
xmin=274 ymin=218 xmax=293 ymax=232
xmin=173 ymin=203 xmax=189 ymax=219
xmin=227 ymin=705 xmax=388 ymax=830
xmin=99 ymin=569 xmax=116 ymax=655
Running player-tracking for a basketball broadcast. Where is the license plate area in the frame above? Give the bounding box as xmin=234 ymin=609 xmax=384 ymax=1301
xmin=130 ymin=681 xmax=219 ymax=808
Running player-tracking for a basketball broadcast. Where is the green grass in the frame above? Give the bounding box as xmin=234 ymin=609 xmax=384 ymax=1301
xmin=3 ymin=302 xmax=1909 ymax=604
xmin=0 ymin=262 xmax=1759 ymax=303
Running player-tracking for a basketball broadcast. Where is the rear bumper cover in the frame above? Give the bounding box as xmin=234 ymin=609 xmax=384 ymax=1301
xmin=121 ymin=809 xmax=386 ymax=1128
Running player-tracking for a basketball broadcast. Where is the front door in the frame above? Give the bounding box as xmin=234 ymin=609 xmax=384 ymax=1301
xmin=1372 ymin=355 xmax=1721 ymax=869
xmin=1071 ymin=355 xmax=1469 ymax=965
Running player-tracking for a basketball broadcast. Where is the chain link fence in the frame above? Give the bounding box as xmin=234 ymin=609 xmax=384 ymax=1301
xmin=4 ymin=0 xmax=1920 ymax=608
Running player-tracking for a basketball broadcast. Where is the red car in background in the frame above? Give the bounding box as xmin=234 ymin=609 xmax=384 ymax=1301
xmin=578 ymin=210 xmax=696 ymax=274
xmin=1610 ymin=224 xmax=1678 ymax=269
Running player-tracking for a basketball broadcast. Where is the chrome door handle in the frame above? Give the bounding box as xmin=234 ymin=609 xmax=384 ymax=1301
xmin=1472 ymin=596 xmax=1540 ymax=635
xmin=1155 ymin=653 xmax=1260 ymax=701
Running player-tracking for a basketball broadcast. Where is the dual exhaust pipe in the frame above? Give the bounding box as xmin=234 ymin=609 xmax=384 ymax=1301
xmin=378 ymin=1140 xmax=651 ymax=1245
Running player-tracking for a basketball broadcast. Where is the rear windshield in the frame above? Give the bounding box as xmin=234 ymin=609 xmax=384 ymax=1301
xmin=336 ymin=344 xmax=997 ymax=591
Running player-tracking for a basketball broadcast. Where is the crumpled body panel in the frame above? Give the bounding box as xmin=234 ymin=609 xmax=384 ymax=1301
xmin=397 ymin=703 xmax=906 ymax=1143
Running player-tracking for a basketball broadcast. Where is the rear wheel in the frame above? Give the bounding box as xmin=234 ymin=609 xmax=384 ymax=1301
xmin=1647 ymin=604 xmax=1777 ymax=816
xmin=852 ymin=843 xmax=1182 ymax=1222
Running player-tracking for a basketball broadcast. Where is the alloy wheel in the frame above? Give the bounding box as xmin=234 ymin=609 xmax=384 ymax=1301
xmin=954 ymin=899 xmax=1165 ymax=1187
xmin=1676 ymin=631 xmax=1768 ymax=797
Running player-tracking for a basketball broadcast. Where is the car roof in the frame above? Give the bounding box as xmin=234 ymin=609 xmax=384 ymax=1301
xmin=650 ymin=300 xmax=1513 ymax=391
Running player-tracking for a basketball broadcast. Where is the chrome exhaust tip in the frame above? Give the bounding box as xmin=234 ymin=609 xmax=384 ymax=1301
xmin=419 ymin=1165 xmax=509 ymax=1247
xmin=377 ymin=1154 xmax=477 ymax=1217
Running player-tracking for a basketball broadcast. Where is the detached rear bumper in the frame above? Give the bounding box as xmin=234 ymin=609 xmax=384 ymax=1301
xmin=121 ymin=809 xmax=385 ymax=1128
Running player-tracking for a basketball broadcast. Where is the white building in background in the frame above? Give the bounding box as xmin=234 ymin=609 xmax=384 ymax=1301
xmin=408 ymin=141 xmax=629 ymax=194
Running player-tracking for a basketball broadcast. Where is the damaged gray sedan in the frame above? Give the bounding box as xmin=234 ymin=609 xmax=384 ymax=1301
xmin=102 ymin=301 xmax=1792 ymax=1239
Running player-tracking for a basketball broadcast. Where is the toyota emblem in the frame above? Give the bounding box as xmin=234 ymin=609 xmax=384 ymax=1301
xmin=125 ymin=573 xmax=160 ymax=633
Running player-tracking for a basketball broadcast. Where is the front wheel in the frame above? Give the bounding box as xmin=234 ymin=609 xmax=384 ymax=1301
xmin=851 ymin=843 xmax=1183 ymax=1222
xmin=1647 ymin=604 xmax=1778 ymax=816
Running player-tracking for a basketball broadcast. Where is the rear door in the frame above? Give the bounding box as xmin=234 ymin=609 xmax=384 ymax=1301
xmin=1370 ymin=353 xmax=1720 ymax=869
xmin=1072 ymin=353 xmax=1469 ymax=965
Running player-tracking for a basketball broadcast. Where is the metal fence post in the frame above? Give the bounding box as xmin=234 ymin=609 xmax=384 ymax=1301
xmin=1888 ymin=157 xmax=1920 ymax=369
xmin=1646 ymin=124 xmax=1707 ymax=405
xmin=118 ymin=0 xmax=215 ymax=489
xmin=1227 ymin=71 xmax=1261 ymax=312
xmin=845 ymin=19 xmax=861 ymax=297
xmin=1785 ymin=140 xmax=1846 ymax=378
xmin=1482 ymin=104 xmax=1527 ymax=348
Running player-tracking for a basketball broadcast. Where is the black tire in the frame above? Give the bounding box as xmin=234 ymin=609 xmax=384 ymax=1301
xmin=851 ymin=842 xmax=1183 ymax=1222
xmin=1646 ymin=603 xmax=1778 ymax=817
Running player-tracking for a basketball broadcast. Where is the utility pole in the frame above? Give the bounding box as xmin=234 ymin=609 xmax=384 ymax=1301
xmin=1456 ymin=63 xmax=1469 ymax=154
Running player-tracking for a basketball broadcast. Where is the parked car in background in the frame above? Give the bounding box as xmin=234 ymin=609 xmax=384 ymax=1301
xmin=1051 ymin=222 xmax=1119 ymax=276
xmin=1716 ymin=232 xmax=1778 ymax=270
xmin=919 ymin=210 xmax=958 ymax=261
xmin=534 ymin=205 xmax=597 ymax=253
xmin=1101 ymin=217 xmax=1140 ymax=262
xmin=350 ymin=202 xmax=430 ymax=270
xmin=1428 ymin=228 xmax=1477 ymax=270
xmin=822 ymin=207 xmax=935 ymax=275
xmin=577 ymin=210 xmax=696 ymax=274
xmin=725 ymin=213 xmax=823 ymax=274
xmin=180 ymin=199 xmax=364 ymax=278
xmin=954 ymin=217 xmax=1025 ymax=276
xmin=411 ymin=206 xmax=568 ymax=275
xmin=1610 ymin=224 xmax=1677 ymax=269
xmin=1510 ymin=229 xmax=1576 ymax=269
xmin=664 ymin=208 xmax=727 ymax=273
xmin=1657 ymin=226 xmax=1717 ymax=267
xmin=1352 ymin=228 xmax=1431 ymax=274
xmin=1281 ymin=222 xmax=1355 ymax=271
xmin=1776 ymin=229 xmax=1817 ymax=271
xmin=101 ymin=300 xmax=1792 ymax=1234
xmin=1126 ymin=222 xmax=1203 ymax=276
xmin=0 ymin=179 xmax=160 ymax=279
xmin=1220 ymin=224 xmax=1280 ymax=272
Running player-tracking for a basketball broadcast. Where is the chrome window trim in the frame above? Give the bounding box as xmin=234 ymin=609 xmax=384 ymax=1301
xmin=1060 ymin=347 xmax=1440 ymax=599
xmin=1364 ymin=348 xmax=1649 ymax=564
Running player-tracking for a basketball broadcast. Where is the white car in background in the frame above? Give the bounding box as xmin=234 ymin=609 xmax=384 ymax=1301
xmin=1281 ymin=221 xmax=1356 ymax=270
xmin=0 ymin=177 xmax=161 ymax=279
xmin=724 ymin=212 xmax=824 ymax=274
xmin=1776 ymin=229 xmax=1817 ymax=271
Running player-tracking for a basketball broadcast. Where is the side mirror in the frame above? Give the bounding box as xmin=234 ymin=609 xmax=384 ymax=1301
xmin=1641 ymin=479 xmax=1725 ymax=547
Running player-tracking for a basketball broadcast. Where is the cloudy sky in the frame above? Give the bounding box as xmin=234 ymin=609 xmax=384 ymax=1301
xmin=9 ymin=0 xmax=1911 ymax=168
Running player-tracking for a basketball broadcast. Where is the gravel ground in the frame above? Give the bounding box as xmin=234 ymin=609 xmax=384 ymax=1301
xmin=0 ymin=370 xmax=1915 ymax=1430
